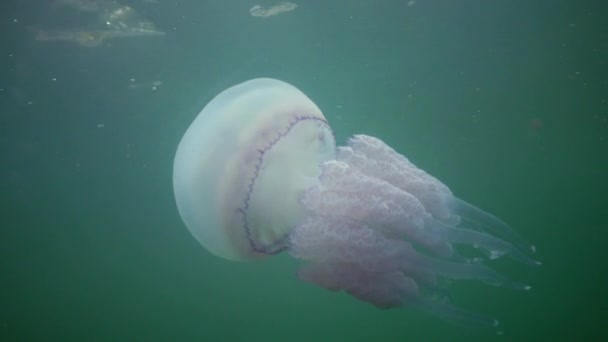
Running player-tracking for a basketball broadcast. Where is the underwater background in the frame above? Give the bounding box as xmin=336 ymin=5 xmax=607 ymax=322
xmin=0 ymin=0 xmax=606 ymax=341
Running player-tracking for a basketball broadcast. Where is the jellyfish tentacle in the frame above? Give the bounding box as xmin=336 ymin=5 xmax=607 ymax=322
xmin=406 ymin=295 xmax=502 ymax=332
xmin=425 ymin=218 xmax=541 ymax=266
xmin=338 ymin=134 xmax=458 ymax=223
xmin=297 ymin=262 xmax=419 ymax=309
xmin=412 ymin=252 xmax=531 ymax=290
xmin=290 ymin=217 xmax=437 ymax=308
xmin=302 ymin=160 xmax=455 ymax=257
xmin=450 ymin=198 xmax=539 ymax=260
xmin=299 ymin=257 xmax=502 ymax=333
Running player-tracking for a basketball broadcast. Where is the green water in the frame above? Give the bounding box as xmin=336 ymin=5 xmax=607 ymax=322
xmin=1 ymin=0 xmax=606 ymax=341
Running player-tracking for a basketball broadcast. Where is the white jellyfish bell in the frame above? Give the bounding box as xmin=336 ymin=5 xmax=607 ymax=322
xmin=173 ymin=78 xmax=539 ymax=330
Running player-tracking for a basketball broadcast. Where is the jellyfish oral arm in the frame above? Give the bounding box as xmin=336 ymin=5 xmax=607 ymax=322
xmin=288 ymin=135 xmax=538 ymax=328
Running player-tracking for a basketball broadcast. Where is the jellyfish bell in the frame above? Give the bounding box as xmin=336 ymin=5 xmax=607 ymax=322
xmin=173 ymin=78 xmax=539 ymax=330
xmin=173 ymin=78 xmax=335 ymax=260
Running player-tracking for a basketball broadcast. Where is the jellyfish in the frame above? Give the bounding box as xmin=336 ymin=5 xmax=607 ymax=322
xmin=172 ymin=78 xmax=539 ymax=329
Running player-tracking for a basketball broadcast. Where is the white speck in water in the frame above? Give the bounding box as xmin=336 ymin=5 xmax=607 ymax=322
xmin=97 ymin=124 xmax=105 ymax=128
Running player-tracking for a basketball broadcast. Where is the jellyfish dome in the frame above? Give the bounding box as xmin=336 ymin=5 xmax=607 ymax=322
xmin=173 ymin=78 xmax=539 ymax=329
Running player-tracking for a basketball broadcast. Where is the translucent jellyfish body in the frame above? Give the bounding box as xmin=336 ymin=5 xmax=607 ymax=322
xmin=173 ymin=78 xmax=539 ymax=330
